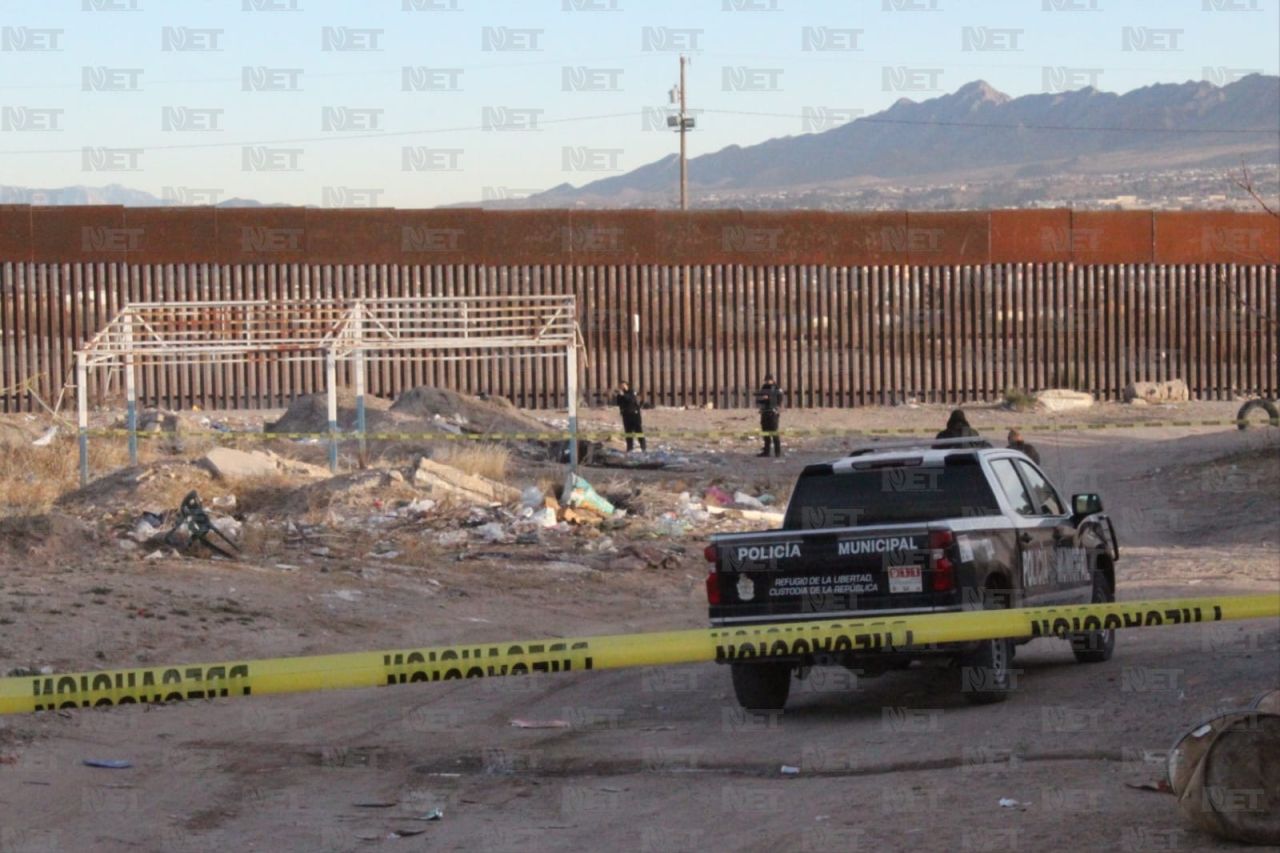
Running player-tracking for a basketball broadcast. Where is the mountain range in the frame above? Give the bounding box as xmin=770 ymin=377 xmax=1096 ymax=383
xmin=527 ymin=74 xmax=1279 ymax=207
xmin=3 ymin=75 xmax=1276 ymax=210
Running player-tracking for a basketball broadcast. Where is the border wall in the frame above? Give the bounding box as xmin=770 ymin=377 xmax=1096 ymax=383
xmin=1 ymin=207 xmax=1276 ymax=411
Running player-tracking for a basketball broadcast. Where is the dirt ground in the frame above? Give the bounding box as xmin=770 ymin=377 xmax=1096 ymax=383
xmin=0 ymin=399 xmax=1277 ymax=852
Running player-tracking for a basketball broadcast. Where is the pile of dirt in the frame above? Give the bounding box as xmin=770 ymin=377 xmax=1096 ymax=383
xmin=389 ymin=387 xmax=551 ymax=437
xmin=55 ymin=461 xmax=217 ymax=516
xmin=265 ymin=390 xmax=397 ymax=435
xmin=0 ymin=511 xmax=97 ymax=561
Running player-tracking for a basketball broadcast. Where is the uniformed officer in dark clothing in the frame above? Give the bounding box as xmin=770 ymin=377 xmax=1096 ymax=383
xmin=613 ymin=381 xmax=646 ymax=452
xmin=1007 ymin=428 xmax=1041 ymax=464
xmin=934 ymin=408 xmax=982 ymax=448
xmin=756 ymin=374 xmax=783 ymax=457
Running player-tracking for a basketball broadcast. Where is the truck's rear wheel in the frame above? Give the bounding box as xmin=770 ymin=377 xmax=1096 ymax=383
xmin=731 ymin=662 xmax=791 ymax=711
xmin=1071 ymin=570 xmax=1116 ymax=663
xmin=959 ymin=588 xmax=1013 ymax=705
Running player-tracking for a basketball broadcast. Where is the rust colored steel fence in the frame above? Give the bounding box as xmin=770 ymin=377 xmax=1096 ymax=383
xmin=1 ymin=261 xmax=1275 ymax=412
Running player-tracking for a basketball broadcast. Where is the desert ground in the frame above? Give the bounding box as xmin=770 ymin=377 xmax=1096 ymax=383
xmin=0 ymin=396 xmax=1276 ymax=852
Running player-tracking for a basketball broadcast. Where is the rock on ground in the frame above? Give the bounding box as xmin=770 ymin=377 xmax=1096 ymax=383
xmin=1125 ymin=379 xmax=1190 ymax=404
xmin=1035 ymin=388 xmax=1095 ymax=412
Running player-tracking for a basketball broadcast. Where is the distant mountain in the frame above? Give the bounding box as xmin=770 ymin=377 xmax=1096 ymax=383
xmin=525 ymin=74 xmax=1280 ymax=207
xmin=0 ymin=184 xmax=268 ymax=207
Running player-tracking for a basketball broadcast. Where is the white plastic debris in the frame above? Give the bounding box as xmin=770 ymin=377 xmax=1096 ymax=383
xmin=474 ymin=522 xmax=509 ymax=543
xmin=436 ymin=530 xmax=468 ymax=547
xmin=405 ymin=497 xmax=437 ymax=516
xmin=31 ymin=426 xmax=58 ymax=447
xmin=130 ymin=519 xmax=161 ymax=543
xmin=780 ymin=765 xmax=800 ymax=776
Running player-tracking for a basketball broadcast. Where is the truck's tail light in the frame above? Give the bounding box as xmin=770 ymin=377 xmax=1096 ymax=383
xmin=929 ymin=529 xmax=955 ymax=592
xmin=704 ymin=544 xmax=721 ymax=604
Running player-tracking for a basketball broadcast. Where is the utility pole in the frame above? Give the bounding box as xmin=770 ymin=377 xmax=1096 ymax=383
xmin=668 ymin=55 xmax=695 ymax=210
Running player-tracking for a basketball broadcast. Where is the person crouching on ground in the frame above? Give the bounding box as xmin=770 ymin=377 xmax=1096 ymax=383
xmin=1007 ymin=428 xmax=1041 ymax=464
xmin=756 ymin=374 xmax=783 ymax=458
xmin=614 ymin=381 xmax=646 ymax=452
xmin=934 ymin=408 xmax=982 ymax=448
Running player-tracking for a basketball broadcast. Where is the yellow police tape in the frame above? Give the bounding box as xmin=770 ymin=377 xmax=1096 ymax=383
xmin=1 ymin=595 xmax=1275 ymax=715
xmin=84 ymin=417 xmax=1275 ymax=444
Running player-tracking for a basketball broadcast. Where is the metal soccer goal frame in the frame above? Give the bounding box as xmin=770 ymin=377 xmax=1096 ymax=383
xmin=74 ymin=294 xmax=582 ymax=485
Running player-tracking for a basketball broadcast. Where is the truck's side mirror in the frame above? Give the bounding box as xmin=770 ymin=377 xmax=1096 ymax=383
xmin=1072 ymin=493 xmax=1103 ymax=516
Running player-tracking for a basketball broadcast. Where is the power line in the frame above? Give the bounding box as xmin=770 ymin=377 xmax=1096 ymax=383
xmin=2 ymin=105 xmax=1274 ymax=159
xmin=0 ymin=111 xmax=640 ymax=156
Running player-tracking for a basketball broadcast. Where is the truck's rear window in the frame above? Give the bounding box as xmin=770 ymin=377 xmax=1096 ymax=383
xmin=783 ymin=462 xmax=1000 ymax=530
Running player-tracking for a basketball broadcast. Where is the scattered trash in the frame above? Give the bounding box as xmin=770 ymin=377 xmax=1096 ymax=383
xmin=757 ymin=494 xmax=777 ymax=506
xmin=211 ymin=495 xmax=237 ymax=510
xmin=703 ymin=485 xmax=733 ymax=507
xmin=130 ymin=518 xmax=161 ymax=543
xmin=474 ymin=522 xmax=510 ymax=544
xmin=565 ymin=475 xmax=616 ymax=516
xmin=509 ymin=719 xmax=571 ymax=729
xmin=31 ymin=425 xmax=57 ymax=447
xmin=143 ymin=550 xmax=165 ymax=562
xmin=83 ymin=759 xmax=132 ymax=770
xmin=6 ymin=666 xmax=54 ymax=677
xmin=733 ymin=491 xmax=766 ymax=510
xmin=418 ymin=808 xmax=445 ymax=821
xmin=161 ymin=491 xmax=240 ymax=559
xmin=780 ymin=765 xmax=800 ymax=776
xmin=404 ymin=497 xmax=437 ymax=516
xmin=520 ymin=486 xmax=545 ymax=508
xmin=436 ymin=530 xmax=468 ymax=547
xmin=1167 ymin=702 xmax=1280 ymax=844
xmin=997 ymin=798 xmax=1026 ymax=809
xmin=1125 ymin=781 xmax=1173 ymax=794
xmin=329 ymin=589 xmax=363 ymax=602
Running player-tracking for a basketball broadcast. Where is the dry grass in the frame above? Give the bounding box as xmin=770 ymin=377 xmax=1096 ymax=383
xmin=0 ymin=435 xmax=145 ymax=517
xmin=432 ymin=443 xmax=511 ymax=483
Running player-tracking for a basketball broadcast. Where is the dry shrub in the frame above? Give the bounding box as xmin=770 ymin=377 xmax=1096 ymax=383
xmin=433 ymin=443 xmax=511 ymax=482
xmin=0 ymin=435 xmax=142 ymax=517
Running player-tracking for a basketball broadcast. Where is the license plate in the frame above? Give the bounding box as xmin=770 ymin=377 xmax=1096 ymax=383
xmin=888 ymin=565 xmax=923 ymax=594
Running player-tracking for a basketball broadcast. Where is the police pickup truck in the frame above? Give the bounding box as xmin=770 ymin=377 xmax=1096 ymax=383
xmin=704 ymin=438 xmax=1120 ymax=711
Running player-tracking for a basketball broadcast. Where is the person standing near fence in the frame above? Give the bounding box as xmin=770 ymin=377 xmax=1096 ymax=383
xmin=756 ymin=374 xmax=783 ymax=458
xmin=614 ymin=381 xmax=646 ymax=452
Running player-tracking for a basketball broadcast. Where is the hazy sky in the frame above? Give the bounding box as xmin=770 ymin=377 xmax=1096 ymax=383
xmin=1 ymin=0 xmax=1277 ymax=207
